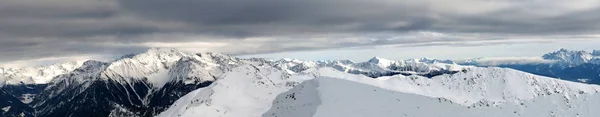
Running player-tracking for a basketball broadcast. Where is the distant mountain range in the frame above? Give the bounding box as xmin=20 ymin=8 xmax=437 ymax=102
xmin=460 ymin=49 xmax=600 ymax=84
xmin=0 ymin=48 xmax=599 ymax=117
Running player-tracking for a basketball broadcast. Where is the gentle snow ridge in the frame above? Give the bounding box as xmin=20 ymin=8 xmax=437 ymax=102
xmin=266 ymin=77 xmax=600 ymax=117
xmin=311 ymin=67 xmax=600 ymax=106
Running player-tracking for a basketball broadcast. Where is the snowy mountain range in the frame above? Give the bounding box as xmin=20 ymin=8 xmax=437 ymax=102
xmin=274 ymin=56 xmax=463 ymax=78
xmin=1 ymin=48 xmax=600 ymax=117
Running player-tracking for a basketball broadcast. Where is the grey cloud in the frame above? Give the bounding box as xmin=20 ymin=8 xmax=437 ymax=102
xmin=1 ymin=0 xmax=599 ymax=38
xmin=0 ymin=0 xmax=600 ymax=65
xmin=118 ymin=0 xmax=433 ymax=36
xmin=117 ymin=0 xmax=600 ymax=36
xmin=0 ymin=0 xmax=178 ymax=38
xmin=0 ymin=37 xmax=149 ymax=62
xmin=440 ymin=8 xmax=600 ymax=35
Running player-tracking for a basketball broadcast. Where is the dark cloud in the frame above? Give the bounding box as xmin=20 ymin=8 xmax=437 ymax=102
xmin=117 ymin=0 xmax=600 ymax=36
xmin=0 ymin=0 xmax=599 ymax=66
xmin=118 ymin=0 xmax=433 ymax=36
xmin=441 ymin=8 xmax=600 ymax=35
xmin=1 ymin=0 xmax=599 ymax=38
xmin=0 ymin=38 xmax=146 ymax=62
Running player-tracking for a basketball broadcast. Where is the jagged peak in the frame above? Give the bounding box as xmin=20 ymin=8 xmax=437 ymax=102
xmin=367 ymin=56 xmax=396 ymax=67
xmin=167 ymin=56 xmax=218 ymax=84
xmin=367 ymin=56 xmax=391 ymax=63
xmin=276 ymin=58 xmax=304 ymax=64
xmin=117 ymin=53 xmax=137 ymax=60
xmin=417 ymin=57 xmax=456 ymax=64
xmin=420 ymin=57 xmax=434 ymax=60
xmin=109 ymin=48 xmax=190 ymax=67
xmin=549 ymin=48 xmax=588 ymax=54
xmin=542 ymin=49 xmax=594 ymax=66
xmin=280 ymin=58 xmax=295 ymax=62
xmin=329 ymin=59 xmax=355 ymax=64
xmin=593 ymin=50 xmax=600 ymax=56
xmin=99 ymin=48 xmax=245 ymax=87
xmin=197 ymin=52 xmax=232 ymax=59
xmin=544 ymin=49 xmax=590 ymax=57
xmin=558 ymin=48 xmax=569 ymax=52
xmin=114 ymin=48 xmax=189 ymax=61
xmin=146 ymin=47 xmax=184 ymax=54
xmin=134 ymin=48 xmax=189 ymax=59
xmin=80 ymin=60 xmax=108 ymax=68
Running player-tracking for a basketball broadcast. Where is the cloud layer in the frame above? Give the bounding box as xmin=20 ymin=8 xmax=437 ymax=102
xmin=0 ymin=0 xmax=600 ymax=66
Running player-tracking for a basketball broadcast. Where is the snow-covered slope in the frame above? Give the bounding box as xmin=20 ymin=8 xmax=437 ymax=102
xmin=159 ymin=62 xmax=600 ymax=117
xmin=158 ymin=64 xmax=313 ymax=117
xmin=0 ymin=61 xmax=84 ymax=85
xmin=266 ymin=77 xmax=600 ymax=117
xmin=312 ymin=67 xmax=600 ymax=106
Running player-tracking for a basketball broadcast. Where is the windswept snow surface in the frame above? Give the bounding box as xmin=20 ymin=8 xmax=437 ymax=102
xmin=159 ymin=63 xmax=600 ymax=117
xmin=266 ymin=77 xmax=600 ymax=117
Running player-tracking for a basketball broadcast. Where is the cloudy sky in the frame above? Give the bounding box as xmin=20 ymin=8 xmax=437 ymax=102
xmin=1 ymin=0 xmax=600 ymax=67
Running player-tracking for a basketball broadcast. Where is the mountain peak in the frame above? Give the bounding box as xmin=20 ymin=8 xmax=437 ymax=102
xmin=147 ymin=47 xmax=181 ymax=53
xmin=144 ymin=48 xmax=186 ymax=56
xmin=416 ymin=57 xmax=456 ymax=64
xmin=367 ymin=56 xmax=396 ymax=67
xmin=119 ymin=48 xmax=190 ymax=64
xmin=367 ymin=56 xmax=391 ymax=63
xmin=542 ymin=49 xmax=594 ymax=66
xmin=558 ymin=48 xmax=569 ymax=52
xmin=279 ymin=58 xmax=303 ymax=63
